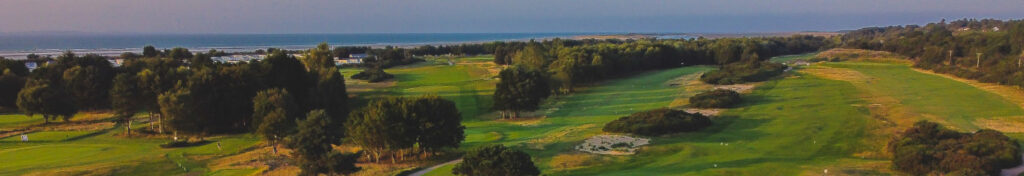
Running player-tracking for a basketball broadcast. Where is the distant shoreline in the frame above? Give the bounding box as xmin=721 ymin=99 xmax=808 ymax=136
xmin=0 ymin=32 xmax=842 ymax=59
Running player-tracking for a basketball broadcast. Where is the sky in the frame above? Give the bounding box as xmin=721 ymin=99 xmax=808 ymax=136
xmin=1 ymin=0 xmax=1022 ymax=34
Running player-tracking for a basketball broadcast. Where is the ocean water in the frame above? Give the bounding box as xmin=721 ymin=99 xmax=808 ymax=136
xmin=0 ymin=33 xmax=592 ymax=58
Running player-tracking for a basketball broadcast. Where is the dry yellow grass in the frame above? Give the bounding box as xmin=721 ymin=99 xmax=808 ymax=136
xmin=814 ymin=48 xmax=911 ymax=63
xmin=549 ymin=153 xmax=607 ymax=170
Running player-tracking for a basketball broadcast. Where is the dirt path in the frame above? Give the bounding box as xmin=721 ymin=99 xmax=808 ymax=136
xmin=408 ymin=159 xmax=462 ymax=176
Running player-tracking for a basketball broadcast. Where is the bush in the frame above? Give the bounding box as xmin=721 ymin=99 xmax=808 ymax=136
xmin=700 ymin=61 xmax=787 ymax=85
xmin=689 ymin=89 xmax=741 ymax=108
xmin=350 ymin=68 xmax=394 ymax=82
xmin=889 ymin=121 xmax=1022 ymax=175
xmin=452 ymin=144 xmax=540 ymax=176
xmin=602 ymin=108 xmax=712 ymax=136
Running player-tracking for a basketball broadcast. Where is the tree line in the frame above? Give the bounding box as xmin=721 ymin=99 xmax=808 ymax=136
xmin=841 ymin=18 xmax=1024 ymax=88
xmin=490 ymin=36 xmax=828 ymax=119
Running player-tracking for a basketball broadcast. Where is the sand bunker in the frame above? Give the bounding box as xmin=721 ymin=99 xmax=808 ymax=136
xmin=576 ymin=135 xmax=650 ymax=155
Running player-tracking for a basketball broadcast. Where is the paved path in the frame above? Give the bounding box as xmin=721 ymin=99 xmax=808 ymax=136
xmin=409 ymin=159 xmax=462 ymax=176
xmin=1001 ymin=154 xmax=1024 ymax=176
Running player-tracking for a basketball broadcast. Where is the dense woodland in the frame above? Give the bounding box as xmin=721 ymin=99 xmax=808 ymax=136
xmin=841 ymin=19 xmax=1024 ymax=88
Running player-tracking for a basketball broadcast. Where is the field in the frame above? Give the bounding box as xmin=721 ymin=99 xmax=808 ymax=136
xmin=4 ymin=52 xmax=1024 ymax=175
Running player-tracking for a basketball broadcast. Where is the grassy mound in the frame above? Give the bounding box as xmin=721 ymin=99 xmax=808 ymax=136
xmin=688 ymin=89 xmax=741 ymax=108
xmin=602 ymin=108 xmax=711 ymax=136
xmin=889 ymin=121 xmax=1021 ymax=175
xmin=700 ymin=62 xmax=786 ymax=85
xmin=350 ymin=68 xmax=395 ymax=82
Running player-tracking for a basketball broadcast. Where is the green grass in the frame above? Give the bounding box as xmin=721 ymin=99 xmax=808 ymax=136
xmin=824 ymin=62 xmax=1024 ymax=131
xmin=0 ymin=124 xmax=261 ymax=175
xmin=0 ymin=114 xmax=43 ymax=129
xmin=0 ymin=130 xmax=98 ymax=142
xmin=422 ymin=163 xmax=457 ymax=176
xmin=769 ymin=52 xmax=818 ymax=63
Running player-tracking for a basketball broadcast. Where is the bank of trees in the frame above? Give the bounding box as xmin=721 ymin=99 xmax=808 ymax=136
xmin=346 ymin=95 xmax=465 ymax=163
xmin=700 ymin=61 xmax=787 ymax=85
xmin=350 ymin=67 xmax=394 ymax=82
xmin=841 ymin=19 xmax=1024 ymax=89
xmin=602 ymin=108 xmax=712 ymax=136
xmin=452 ymin=144 xmax=540 ymax=176
xmin=688 ymin=89 xmax=742 ymax=108
xmin=493 ymin=65 xmax=550 ymax=119
xmin=889 ymin=121 xmax=1021 ymax=175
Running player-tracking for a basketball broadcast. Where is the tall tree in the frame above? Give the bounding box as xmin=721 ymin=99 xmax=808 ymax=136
xmin=452 ymin=144 xmax=540 ymax=176
xmin=110 ymin=73 xmax=143 ymax=135
xmin=287 ymin=110 xmax=360 ymax=176
xmin=143 ymin=45 xmax=159 ymax=57
xmin=252 ymin=88 xmax=301 ymax=153
xmin=17 ymin=79 xmax=77 ymax=123
xmin=408 ymin=95 xmax=465 ymax=154
xmin=307 ymin=68 xmax=348 ymax=122
xmin=260 ymin=51 xmax=310 ymax=106
xmin=346 ymin=97 xmax=417 ymax=163
xmin=302 ymin=43 xmax=336 ymax=70
xmin=493 ymin=65 xmax=550 ymax=119
xmin=0 ymin=69 xmax=26 ymax=108
xmin=158 ymin=88 xmax=198 ymax=140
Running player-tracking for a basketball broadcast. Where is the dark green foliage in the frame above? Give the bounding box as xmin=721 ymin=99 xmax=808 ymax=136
xmin=408 ymin=95 xmax=466 ymax=153
xmin=287 ymin=110 xmax=360 ymax=176
xmin=889 ymin=121 xmax=1022 ymax=175
xmin=452 ymin=144 xmax=540 ymax=176
xmin=688 ymin=89 xmax=742 ymax=108
xmin=302 ymin=43 xmax=336 ymax=70
xmin=110 ymin=73 xmax=142 ymax=117
xmin=0 ymin=58 xmax=29 ymax=76
xmin=143 ymin=45 xmax=159 ymax=57
xmin=307 ymin=68 xmax=349 ymax=123
xmin=493 ymin=65 xmax=550 ymax=119
xmin=841 ymin=19 xmax=1024 ymax=89
xmin=166 ymin=47 xmax=193 ymax=59
xmin=350 ymin=67 xmax=394 ymax=82
xmin=602 ymin=108 xmax=712 ymax=136
xmin=346 ymin=96 xmax=465 ymax=162
xmin=700 ymin=61 xmax=787 ymax=85
xmin=259 ymin=51 xmax=310 ymax=107
xmin=0 ymin=69 xmax=26 ymax=108
xmin=252 ymin=88 xmax=301 ymax=142
xmin=17 ymin=79 xmax=77 ymax=123
xmin=365 ymin=46 xmax=423 ymax=68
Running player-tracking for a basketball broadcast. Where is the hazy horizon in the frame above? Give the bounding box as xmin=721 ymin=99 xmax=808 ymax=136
xmin=2 ymin=0 xmax=1023 ymax=34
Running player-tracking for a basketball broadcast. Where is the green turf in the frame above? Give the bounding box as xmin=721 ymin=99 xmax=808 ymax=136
xmin=0 ymin=114 xmax=43 ymax=129
xmin=824 ymin=62 xmax=1024 ymax=131
xmin=0 ymin=130 xmax=98 ymax=142
xmin=422 ymin=163 xmax=457 ymax=176
xmin=770 ymin=52 xmax=818 ymax=63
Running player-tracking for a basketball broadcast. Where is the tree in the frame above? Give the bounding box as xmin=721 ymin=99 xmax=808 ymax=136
xmin=302 ymin=43 xmax=336 ymax=70
xmin=17 ymin=79 xmax=77 ymax=123
xmin=512 ymin=42 xmax=550 ymax=69
xmin=307 ymin=68 xmax=349 ymax=122
xmin=167 ymin=47 xmax=193 ymax=59
xmin=408 ymin=95 xmax=465 ymax=154
xmin=260 ymin=51 xmax=310 ymax=106
xmin=287 ymin=110 xmax=360 ymax=176
xmin=0 ymin=58 xmax=29 ymax=76
xmin=158 ymin=88 xmax=198 ymax=140
xmin=0 ymin=69 xmax=26 ymax=108
xmin=346 ymin=97 xmax=417 ymax=163
xmin=143 ymin=45 xmax=159 ymax=57
xmin=252 ymin=88 xmax=301 ymax=153
xmin=493 ymin=65 xmax=550 ymax=119
xmin=110 ymin=73 xmax=143 ymax=135
xmin=452 ymin=144 xmax=540 ymax=176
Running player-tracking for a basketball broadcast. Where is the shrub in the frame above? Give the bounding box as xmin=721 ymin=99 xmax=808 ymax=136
xmin=452 ymin=144 xmax=540 ymax=176
xmin=889 ymin=121 xmax=1022 ymax=175
xmin=350 ymin=68 xmax=394 ymax=82
xmin=700 ymin=61 xmax=787 ymax=85
xmin=602 ymin=108 xmax=712 ymax=136
xmin=689 ymin=89 xmax=741 ymax=108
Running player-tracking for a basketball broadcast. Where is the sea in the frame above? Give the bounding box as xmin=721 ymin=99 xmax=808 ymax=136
xmin=0 ymin=33 xmax=601 ymax=59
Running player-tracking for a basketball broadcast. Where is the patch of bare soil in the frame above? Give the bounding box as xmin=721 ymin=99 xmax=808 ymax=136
xmin=684 ymin=108 xmax=722 ymax=116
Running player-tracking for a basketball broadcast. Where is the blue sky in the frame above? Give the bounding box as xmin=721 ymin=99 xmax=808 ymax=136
xmin=1 ymin=0 xmax=1022 ymax=34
